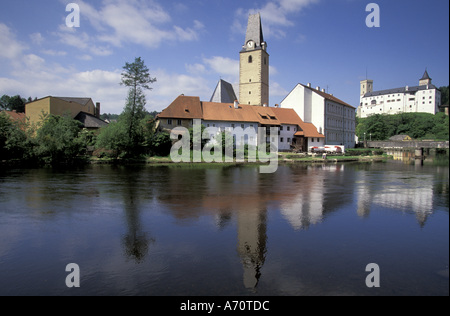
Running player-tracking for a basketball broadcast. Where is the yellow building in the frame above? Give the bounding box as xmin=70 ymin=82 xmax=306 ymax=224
xmin=25 ymin=96 xmax=103 ymax=129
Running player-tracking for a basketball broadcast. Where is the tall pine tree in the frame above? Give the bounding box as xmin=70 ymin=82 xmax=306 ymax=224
xmin=120 ymin=57 xmax=156 ymax=154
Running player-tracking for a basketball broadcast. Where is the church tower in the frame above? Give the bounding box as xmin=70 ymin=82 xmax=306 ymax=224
xmin=239 ymin=13 xmax=269 ymax=106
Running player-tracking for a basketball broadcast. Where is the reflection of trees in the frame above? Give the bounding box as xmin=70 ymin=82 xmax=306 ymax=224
xmin=119 ymin=166 xmax=155 ymax=264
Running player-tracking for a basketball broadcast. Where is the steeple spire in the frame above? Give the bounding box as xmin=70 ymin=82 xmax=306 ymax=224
xmin=242 ymin=13 xmax=267 ymax=52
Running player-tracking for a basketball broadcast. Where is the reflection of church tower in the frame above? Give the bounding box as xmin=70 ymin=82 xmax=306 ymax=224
xmin=239 ymin=13 xmax=269 ymax=106
xmin=237 ymin=208 xmax=267 ymax=289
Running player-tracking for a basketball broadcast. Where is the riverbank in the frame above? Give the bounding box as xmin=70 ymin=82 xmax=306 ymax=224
xmin=88 ymin=154 xmax=393 ymax=165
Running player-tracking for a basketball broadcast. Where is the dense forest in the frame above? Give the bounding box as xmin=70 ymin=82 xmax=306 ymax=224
xmin=356 ymin=112 xmax=449 ymax=141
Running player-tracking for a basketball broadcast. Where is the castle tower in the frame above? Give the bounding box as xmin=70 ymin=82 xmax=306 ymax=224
xmin=239 ymin=13 xmax=269 ymax=106
xmin=419 ymin=69 xmax=432 ymax=86
xmin=360 ymin=79 xmax=373 ymax=96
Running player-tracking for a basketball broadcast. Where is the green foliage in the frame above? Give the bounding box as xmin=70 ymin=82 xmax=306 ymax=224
xmin=119 ymin=57 xmax=157 ymax=157
xmin=440 ymin=86 xmax=449 ymax=106
xmin=0 ymin=95 xmax=27 ymax=112
xmin=34 ymin=114 xmax=84 ymax=165
xmin=0 ymin=112 xmax=32 ymax=161
xmin=357 ymin=112 xmax=449 ymax=141
xmin=95 ymin=120 xmax=130 ymax=158
xmin=148 ymin=132 xmax=172 ymax=157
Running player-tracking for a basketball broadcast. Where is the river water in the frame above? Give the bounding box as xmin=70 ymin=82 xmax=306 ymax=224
xmin=0 ymin=161 xmax=448 ymax=296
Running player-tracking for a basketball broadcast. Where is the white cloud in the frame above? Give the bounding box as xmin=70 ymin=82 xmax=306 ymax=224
xmin=73 ymin=0 xmax=203 ymax=49
xmin=233 ymin=0 xmax=319 ymax=39
xmin=203 ymin=56 xmax=239 ymax=80
xmin=30 ymin=32 xmax=44 ymax=45
xmin=41 ymin=49 xmax=67 ymax=56
xmin=0 ymin=23 xmax=27 ymax=59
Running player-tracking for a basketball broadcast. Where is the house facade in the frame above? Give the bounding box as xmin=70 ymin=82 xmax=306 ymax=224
xmin=280 ymin=84 xmax=356 ymax=149
xmin=358 ymin=70 xmax=441 ymax=118
xmin=25 ymin=96 xmax=105 ymax=129
xmin=157 ymin=95 xmax=324 ymax=152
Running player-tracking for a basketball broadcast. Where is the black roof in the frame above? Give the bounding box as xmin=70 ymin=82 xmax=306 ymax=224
xmin=75 ymin=111 xmax=108 ymax=129
xmin=363 ymin=84 xmax=438 ymax=98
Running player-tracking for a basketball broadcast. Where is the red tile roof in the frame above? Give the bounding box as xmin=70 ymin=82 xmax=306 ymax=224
xmin=1 ymin=110 xmax=26 ymax=122
xmin=157 ymin=95 xmax=203 ymax=119
xmin=271 ymin=107 xmax=325 ymax=138
xmin=158 ymin=95 xmax=324 ymax=138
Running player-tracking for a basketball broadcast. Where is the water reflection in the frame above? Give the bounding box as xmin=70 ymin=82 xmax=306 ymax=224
xmin=355 ymin=163 xmax=448 ymax=226
xmin=0 ymin=162 xmax=448 ymax=296
xmin=120 ymin=168 xmax=155 ymax=264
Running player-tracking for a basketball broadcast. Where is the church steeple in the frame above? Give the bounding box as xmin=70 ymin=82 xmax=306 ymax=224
xmin=241 ymin=13 xmax=267 ymax=52
xmin=239 ymin=13 xmax=269 ymax=106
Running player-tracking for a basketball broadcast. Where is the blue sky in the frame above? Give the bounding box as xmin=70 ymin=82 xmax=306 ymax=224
xmin=0 ymin=0 xmax=449 ymax=114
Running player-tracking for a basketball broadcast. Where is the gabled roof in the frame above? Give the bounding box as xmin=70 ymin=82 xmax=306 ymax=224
xmin=271 ymin=107 xmax=325 ymax=138
xmin=74 ymin=112 xmax=108 ymax=129
xmin=282 ymin=84 xmax=355 ymax=109
xmin=210 ymin=79 xmax=238 ymax=103
xmin=157 ymin=95 xmax=203 ymax=119
xmin=27 ymin=96 xmax=93 ymax=106
xmin=1 ymin=110 xmax=26 ymax=122
xmin=295 ymin=123 xmax=325 ymax=139
xmin=363 ymin=84 xmax=437 ymax=98
xmin=301 ymin=84 xmax=355 ymax=108
xmin=202 ymin=102 xmax=281 ymax=125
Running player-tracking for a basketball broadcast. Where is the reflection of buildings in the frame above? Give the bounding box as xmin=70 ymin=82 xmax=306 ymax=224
xmin=279 ymin=164 xmax=347 ymax=230
xmin=279 ymin=167 xmax=325 ymax=230
xmin=237 ymin=208 xmax=267 ymax=289
xmin=356 ymin=169 xmax=435 ymax=227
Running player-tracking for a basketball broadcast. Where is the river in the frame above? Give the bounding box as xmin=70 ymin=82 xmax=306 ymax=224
xmin=0 ymin=161 xmax=448 ymax=296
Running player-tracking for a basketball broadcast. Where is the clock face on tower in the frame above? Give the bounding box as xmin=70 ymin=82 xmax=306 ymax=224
xmin=247 ymin=41 xmax=254 ymax=49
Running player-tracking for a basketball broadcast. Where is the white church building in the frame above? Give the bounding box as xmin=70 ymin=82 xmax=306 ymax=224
xmin=358 ymin=70 xmax=441 ymax=118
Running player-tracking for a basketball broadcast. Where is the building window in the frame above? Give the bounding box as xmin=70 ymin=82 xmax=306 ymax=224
xmin=287 ymin=138 xmax=291 ymax=143
xmin=241 ymin=124 xmax=245 ymax=129
xmin=287 ymin=126 xmax=290 ymax=131
xmin=231 ymin=124 xmax=235 ymax=128
xmin=280 ymin=137 xmax=284 ymax=143
xmin=248 ymin=56 xmax=253 ymax=63
xmin=264 ymin=57 xmax=267 ymax=65
xmin=167 ymin=119 xmax=172 ymax=125
xmin=177 ymin=119 xmax=182 ymax=126
xmin=280 ymin=126 xmax=283 ymax=131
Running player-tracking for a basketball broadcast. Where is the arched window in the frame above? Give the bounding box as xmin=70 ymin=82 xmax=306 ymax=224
xmin=248 ymin=56 xmax=253 ymax=63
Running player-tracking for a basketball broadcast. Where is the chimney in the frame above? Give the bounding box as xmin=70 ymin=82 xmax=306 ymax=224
xmin=96 ymin=102 xmax=101 ymax=118
xmin=263 ymin=103 xmax=268 ymax=107
xmin=234 ymin=100 xmax=239 ymax=109
xmin=275 ymin=104 xmax=279 ymax=108
xmin=406 ymin=86 xmax=409 ymax=91
xmin=307 ymin=83 xmax=311 ymax=88
xmin=321 ymin=88 xmax=326 ymax=93
xmin=316 ymin=86 xmax=320 ymax=91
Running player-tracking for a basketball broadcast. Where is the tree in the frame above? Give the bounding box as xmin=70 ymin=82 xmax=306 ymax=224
xmin=0 ymin=112 xmax=30 ymax=160
xmin=34 ymin=114 xmax=84 ymax=165
xmin=120 ymin=57 xmax=157 ymax=155
xmin=439 ymin=86 xmax=449 ymax=106
xmin=0 ymin=95 xmax=27 ymax=112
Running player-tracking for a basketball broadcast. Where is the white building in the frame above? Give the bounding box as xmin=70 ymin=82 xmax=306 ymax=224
xmin=280 ymin=83 xmax=356 ymax=149
xmin=358 ymin=70 xmax=441 ymax=118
